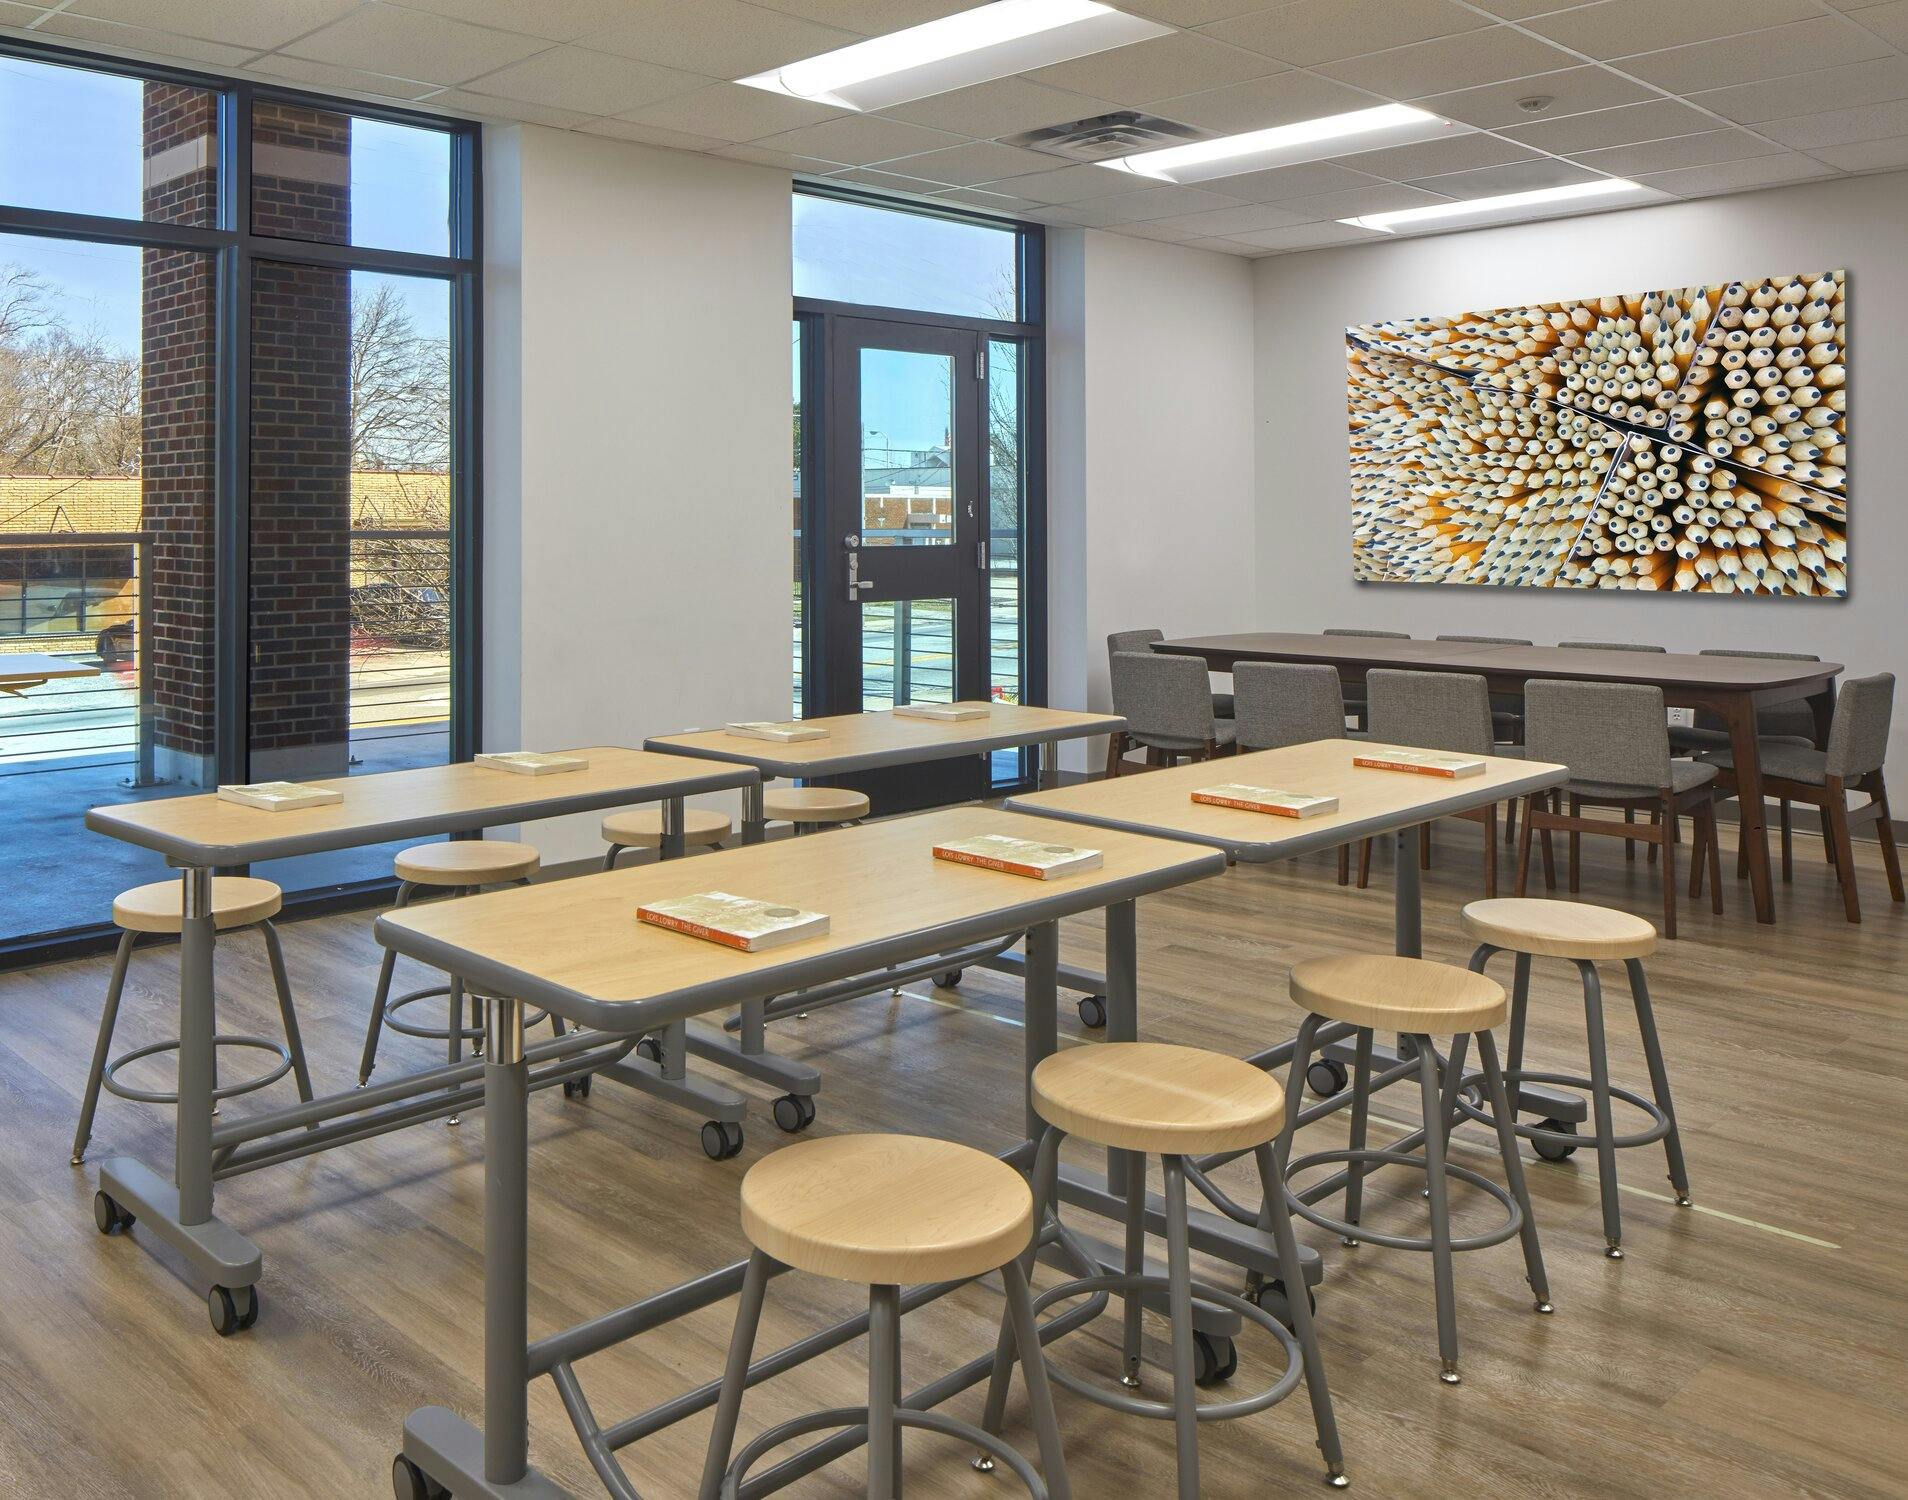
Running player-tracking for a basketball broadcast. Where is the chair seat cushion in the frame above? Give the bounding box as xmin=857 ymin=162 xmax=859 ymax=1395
xmin=1289 ymin=955 xmax=1507 ymax=1035
xmin=1700 ymin=741 xmax=1830 ymax=787
xmin=1669 ymin=725 xmax=1814 ymax=754
xmin=114 ymin=876 xmax=282 ymax=934
xmin=395 ymin=839 xmax=540 ymax=886
xmin=1032 ymin=1042 xmax=1285 ymax=1155
xmin=1567 ymin=760 xmax=1717 ymax=801
xmin=739 ymin=1134 xmax=1032 ymax=1285
xmin=1134 ymin=720 xmax=1235 ymax=753
xmin=1461 ymin=897 xmax=1657 ymax=960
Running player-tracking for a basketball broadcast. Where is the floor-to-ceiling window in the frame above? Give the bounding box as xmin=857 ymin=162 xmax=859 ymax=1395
xmin=790 ymin=187 xmax=1044 ymax=793
xmin=0 ymin=42 xmax=479 ymax=958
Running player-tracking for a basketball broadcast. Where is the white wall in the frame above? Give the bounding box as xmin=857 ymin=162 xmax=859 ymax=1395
xmin=1047 ymin=228 xmax=1258 ymax=769
xmin=1253 ymin=171 xmax=1908 ymax=772
xmin=484 ymin=125 xmax=792 ymax=861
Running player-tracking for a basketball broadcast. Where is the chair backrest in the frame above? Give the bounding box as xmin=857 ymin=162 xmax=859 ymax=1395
xmin=1557 ymin=640 xmax=1666 ymax=652
xmin=1697 ymin=649 xmax=1821 ymax=739
xmin=1233 ymin=662 xmax=1345 ymax=751
xmin=1826 ymin=673 xmax=1894 ymax=781
xmin=1107 ymin=628 xmax=1164 ymax=663
xmin=1323 ymin=628 xmax=1409 ymax=639
xmin=1525 ymin=679 xmax=1672 ymax=788
xmin=1436 ymin=635 xmax=1532 ymax=646
xmin=1109 ymin=651 xmax=1215 ymax=743
xmin=1366 ymin=669 xmax=1494 ymax=757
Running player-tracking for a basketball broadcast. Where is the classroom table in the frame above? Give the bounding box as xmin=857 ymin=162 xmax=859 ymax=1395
xmin=83 ymin=748 xmax=759 ymax=1331
xmin=375 ymin=804 xmax=1225 ymax=1500
xmin=1154 ymin=633 xmax=1842 ymax=924
xmin=1006 ymin=739 xmax=1573 ymax=1258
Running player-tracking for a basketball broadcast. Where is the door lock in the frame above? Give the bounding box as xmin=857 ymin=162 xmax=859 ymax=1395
xmin=845 ymin=532 xmax=874 ymax=601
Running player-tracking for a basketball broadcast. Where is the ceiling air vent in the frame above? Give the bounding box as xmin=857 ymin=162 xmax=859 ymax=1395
xmin=1003 ymin=111 xmax=1206 ymax=164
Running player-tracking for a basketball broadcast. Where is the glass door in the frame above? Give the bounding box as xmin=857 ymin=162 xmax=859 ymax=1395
xmin=820 ymin=317 xmax=987 ymax=811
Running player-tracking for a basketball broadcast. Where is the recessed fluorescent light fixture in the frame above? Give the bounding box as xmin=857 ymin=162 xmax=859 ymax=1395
xmin=737 ymin=1 xmax=1171 ymax=113
xmin=1101 ymin=104 xmax=1459 ymax=184
xmin=1340 ymin=178 xmax=1647 ymax=233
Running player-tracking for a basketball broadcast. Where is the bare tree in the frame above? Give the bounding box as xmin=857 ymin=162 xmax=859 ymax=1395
xmin=0 ymin=264 xmax=140 ymax=477
xmin=350 ymin=280 xmax=450 ymax=474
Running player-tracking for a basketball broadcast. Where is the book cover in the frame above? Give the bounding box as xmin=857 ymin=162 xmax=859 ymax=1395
xmin=725 ymin=721 xmax=828 ymax=743
xmin=932 ymin=834 xmax=1104 ymax=880
xmin=1191 ymin=783 xmax=1339 ymax=818
xmin=1352 ymin=749 xmax=1486 ymax=779
xmin=893 ymin=701 xmax=991 ymax=722
xmin=216 ymin=781 xmax=344 ymax=812
xmin=474 ymin=751 xmax=590 ymax=776
xmin=636 ymin=892 xmax=829 ymax=952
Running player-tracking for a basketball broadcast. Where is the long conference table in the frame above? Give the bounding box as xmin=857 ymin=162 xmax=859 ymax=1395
xmin=1154 ymin=633 xmax=1843 ymax=924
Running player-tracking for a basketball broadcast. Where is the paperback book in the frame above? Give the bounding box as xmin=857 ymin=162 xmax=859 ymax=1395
xmin=636 ymin=892 xmax=829 ymax=952
xmin=216 ymin=781 xmax=343 ymax=812
xmin=1191 ymin=783 xmax=1339 ymax=818
xmin=725 ymin=721 xmax=828 ymax=743
xmin=1352 ymin=749 xmax=1486 ymax=779
xmin=474 ymin=751 xmax=590 ymax=776
xmin=893 ymin=701 xmax=991 ymax=722
xmin=932 ymin=834 xmax=1103 ymax=880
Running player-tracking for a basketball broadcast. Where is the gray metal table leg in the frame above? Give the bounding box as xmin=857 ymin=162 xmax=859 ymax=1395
xmin=741 ymin=782 xmax=766 ymax=846
xmin=1103 ymin=900 xmax=1137 ymax=1198
xmin=662 ymin=797 xmax=686 ymax=861
xmin=1394 ymin=826 xmax=1422 ymax=959
xmin=1022 ymin=922 xmax=1059 ymax=1141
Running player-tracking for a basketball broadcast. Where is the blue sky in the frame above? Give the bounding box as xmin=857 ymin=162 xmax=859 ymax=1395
xmin=0 ymin=52 xmax=451 ymax=352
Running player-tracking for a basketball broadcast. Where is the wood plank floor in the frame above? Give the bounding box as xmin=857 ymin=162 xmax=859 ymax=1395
xmin=1 ymin=819 xmax=1903 ymax=1499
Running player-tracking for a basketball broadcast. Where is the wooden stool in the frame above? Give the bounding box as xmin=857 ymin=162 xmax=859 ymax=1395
xmin=359 ymin=841 xmax=553 ymax=1108
xmin=601 ymin=807 xmax=732 ymax=870
xmin=74 ymin=877 xmax=313 ymax=1168
xmin=1278 ymin=956 xmax=1551 ymax=1385
xmin=1001 ymin=1043 xmax=1345 ymax=1497
xmin=1457 ymin=898 xmax=1691 ymax=1258
xmin=762 ymin=785 xmax=868 ymax=833
xmin=701 ymin=1134 xmax=1070 ymax=1500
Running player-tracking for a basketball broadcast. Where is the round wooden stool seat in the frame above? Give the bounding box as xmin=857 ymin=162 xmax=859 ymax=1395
xmin=1290 ymin=955 xmax=1507 ymax=1035
xmin=740 ymin=1134 xmax=1032 ymax=1285
xmin=1033 ymin=1042 xmax=1285 ymax=1154
xmin=601 ymin=807 xmax=731 ymax=849
xmin=1461 ymin=898 xmax=1657 ymax=961
xmin=394 ymin=839 xmax=540 ymax=887
xmin=113 ymin=876 xmax=282 ymax=934
xmin=762 ymin=786 xmax=869 ymax=825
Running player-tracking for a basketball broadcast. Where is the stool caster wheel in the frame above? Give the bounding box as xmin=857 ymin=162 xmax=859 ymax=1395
xmin=93 ymin=1191 xmax=135 ymax=1235
xmin=701 ymin=1120 xmax=744 ymax=1161
xmin=563 ymin=1074 xmax=593 ymax=1099
xmin=1532 ymin=1118 xmax=1579 ymax=1161
xmin=392 ymin=1454 xmax=449 ymax=1500
xmin=208 ymin=1283 xmax=258 ymax=1337
xmin=636 ymin=1036 xmax=663 ymax=1066
xmin=1251 ymin=1277 xmax=1316 ymax=1332
xmin=772 ymin=1094 xmax=817 ymax=1133
xmin=1307 ymin=1058 xmax=1349 ymax=1099
xmin=1077 ymin=995 xmax=1107 ymax=1029
xmin=937 ymin=968 xmax=963 ymax=988
xmin=1192 ymin=1331 xmax=1237 ymax=1385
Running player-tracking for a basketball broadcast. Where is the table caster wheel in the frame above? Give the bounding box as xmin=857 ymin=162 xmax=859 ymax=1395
xmin=93 ymin=1190 xmax=134 ymax=1235
xmin=937 ymin=968 xmax=963 ymax=988
xmin=1193 ymin=1332 xmax=1237 ymax=1386
xmin=392 ymin=1454 xmax=449 ymax=1500
xmin=636 ymin=1036 xmax=663 ymax=1066
xmin=1077 ymin=995 xmax=1107 ymax=1029
xmin=1252 ymin=1277 xmax=1317 ymax=1331
xmin=772 ymin=1094 xmax=817 ymax=1133
xmin=1307 ymin=1058 xmax=1349 ymax=1099
xmin=208 ymin=1283 xmax=258 ymax=1337
xmin=1532 ymin=1118 xmax=1579 ymax=1161
xmin=701 ymin=1120 xmax=744 ymax=1160
xmin=563 ymin=1073 xmax=594 ymax=1099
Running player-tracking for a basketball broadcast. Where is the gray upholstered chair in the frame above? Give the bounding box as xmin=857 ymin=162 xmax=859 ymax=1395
xmin=1104 ymin=651 xmax=1235 ymax=777
xmin=1324 ymin=627 xmax=1408 ymax=730
xmin=1701 ymin=673 xmax=1900 ymax=922
xmin=1437 ymin=634 xmax=1532 ymax=744
xmin=1518 ymin=680 xmax=1723 ymax=938
xmin=1234 ymin=660 xmax=1355 ymax=884
xmin=1107 ymin=628 xmax=1232 ymax=719
xmin=1557 ymin=641 xmax=1666 ymax=652
xmin=1362 ymin=669 xmax=1505 ymax=896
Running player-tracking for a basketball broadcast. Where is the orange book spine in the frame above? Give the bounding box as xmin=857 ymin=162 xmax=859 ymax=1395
xmin=1190 ymin=792 xmax=1304 ymax=816
xmin=933 ymin=847 xmax=1047 ymax=879
xmin=1353 ymin=755 xmax=1457 ymax=777
xmin=637 ymin=909 xmax=753 ymax=949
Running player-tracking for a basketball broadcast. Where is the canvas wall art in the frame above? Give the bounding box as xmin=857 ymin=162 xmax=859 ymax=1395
xmin=1347 ymin=271 xmax=1847 ymax=594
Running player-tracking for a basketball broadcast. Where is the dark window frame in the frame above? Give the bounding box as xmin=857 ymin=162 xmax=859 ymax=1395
xmin=0 ymin=36 xmax=483 ymax=965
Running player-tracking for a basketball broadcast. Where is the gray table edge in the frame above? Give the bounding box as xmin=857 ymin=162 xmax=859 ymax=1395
xmin=643 ymin=714 xmax=1128 ymax=779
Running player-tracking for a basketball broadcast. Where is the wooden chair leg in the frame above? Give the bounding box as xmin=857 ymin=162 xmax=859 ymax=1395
xmin=1825 ymin=778 xmax=1862 ymax=922
xmin=1780 ymin=798 xmax=1793 ymax=882
xmin=1337 ymin=844 xmax=1350 ymax=887
xmin=1660 ymin=793 xmax=1679 ymax=940
xmin=1419 ymin=823 xmax=1431 ymax=870
xmin=1736 ymin=803 xmax=1750 ymax=881
xmin=1356 ymin=838 xmax=1372 ymax=889
xmin=1648 ymin=806 xmax=1659 ymax=865
xmin=1624 ymin=806 xmax=1635 ymax=860
xmin=1104 ymin=732 xmax=1125 ymax=780
xmin=1689 ymin=802 xmax=1707 ymax=901
xmin=1567 ymin=794 xmax=1581 ymax=894
xmin=1514 ymin=795 xmax=1535 ymax=896
xmin=1706 ymin=798 xmax=1724 ymax=914
xmin=1873 ymin=775 xmax=1904 ymax=904
xmin=1483 ymin=805 xmax=1498 ymax=899
xmin=1824 ymin=807 xmax=1838 ymax=869
xmin=1504 ymin=797 xmax=1517 ymax=847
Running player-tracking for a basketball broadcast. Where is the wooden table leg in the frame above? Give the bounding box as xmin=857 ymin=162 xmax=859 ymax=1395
xmin=1723 ymin=694 xmax=1777 ymax=923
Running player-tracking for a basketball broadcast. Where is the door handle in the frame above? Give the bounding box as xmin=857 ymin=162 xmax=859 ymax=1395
xmin=846 ymin=542 xmax=874 ymax=602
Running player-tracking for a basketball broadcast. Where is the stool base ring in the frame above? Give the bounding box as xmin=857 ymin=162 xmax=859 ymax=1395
xmin=721 ymin=1404 xmax=1048 ymax=1500
xmin=1284 ymin=1147 xmax=1523 ymax=1254
xmin=1454 ymin=1071 xmax=1671 ymax=1152
xmin=384 ymin=986 xmax=547 ymax=1044
xmin=103 ymin=1034 xmax=293 ymax=1106
xmin=1029 ymin=1273 xmax=1304 ymax=1422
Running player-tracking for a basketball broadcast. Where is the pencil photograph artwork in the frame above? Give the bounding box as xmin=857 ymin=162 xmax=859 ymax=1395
xmin=1347 ymin=271 xmax=1847 ymax=594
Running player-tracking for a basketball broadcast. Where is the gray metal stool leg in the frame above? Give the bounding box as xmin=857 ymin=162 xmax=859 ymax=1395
xmin=446 ymin=976 xmax=467 ymax=1125
xmin=1576 ymin=960 xmax=1624 ymax=1257
xmin=602 ymin=843 xmax=627 ymax=873
xmin=868 ymin=1284 xmax=902 ymax=1499
xmin=1505 ymin=952 xmax=1532 ymax=1077
xmin=1476 ymin=1030 xmax=1552 ymax=1311
xmin=1414 ymin=1037 xmax=1462 ymax=1384
xmin=72 ymin=930 xmax=136 ymax=1165
xmin=1160 ymin=1157 xmax=1202 ymax=1500
xmin=1000 ymin=1259 xmax=1072 ymax=1500
xmin=1626 ymin=958 xmax=1691 ymax=1206
xmin=1341 ymin=1027 xmax=1373 ymax=1244
xmin=260 ymin=921 xmax=314 ymax=1108
xmin=699 ymin=1250 xmax=772 ymax=1500
xmin=1253 ymin=1142 xmax=1347 ymax=1487
xmin=358 ymin=880 xmax=415 ymax=1084
xmin=1121 ymin=1147 xmax=1146 ymax=1387
xmin=979 ymin=1127 xmax=1062 ymax=1449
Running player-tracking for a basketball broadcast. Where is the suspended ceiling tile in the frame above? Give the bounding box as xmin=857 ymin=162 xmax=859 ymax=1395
xmin=1147 ymin=70 xmax=1373 ymax=135
xmin=980 ymin=162 xmax=1136 ymax=203
xmin=584 ymin=1 xmax=861 ymax=79
xmin=1615 ymin=18 xmax=1891 ymax=96
xmin=33 ymin=11 xmax=260 ymax=66
xmin=817 ymin=165 xmax=957 ymax=196
xmin=462 ymin=47 xmax=713 ymax=116
xmin=1319 ymin=27 xmax=1581 ymax=98
xmin=1332 ymin=131 xmax=1536 ymax=181
xmin=750 ymin=114 xmax=968 ymax=167
xmin=1848 ymin=0 xmax=1908 ymax=45
xmin=1230 ymin=218 xmax=1394 ymax=249
xmin=879 ymin=140 xmax=1063 ymax=185
xmin=1569 ymin=128 xmax=1787 ymax=176
xmin=1500 ymin=97 xmax=1718 ymax=153
xmin=1205 ymin=159 xmax=1389 ymax=202
xmin=64 ymin=0 xmax=357 ymax=52
xmin=1267 ymin=181 xmax=1455 ymax=222
xmin=1140 ymin=201 xmax=1317 ymax=236
xmin=1118 ymin=0 xmax=1283 ymax=23
xmin=1068 ymin=183 xmax=1255 ymax=222
xmin=1182 ymin=236 xmax=1275 ymax=255
xmin=244 ymin=51 xmax=443 ymax=99
xmin=1417 ymin=65 xmax=1656 ymax=128
xmin=421 ymin=89 xmax=600 ymax=129
xmin=1758 ymin=96 xmax=1908 ymax=149
xmin=392 ymin=0 xmax=640 ymax=43
xmin=929 ymin=185 xmax=1045 ymax=214
xmin=1204 ymin=0 xmax=1494 ymax=68
xmin=1636 ymin=152 xmax=1835 ymax=196
xmin=1524 ymin=0 xmax=1823 ymax=58
xmin=712 ymin=142 xmax=850 ymax=172
xmin=1809 ymin=133 xmax=1908 ymax=169
xmin=617 ymin=82 xmax=847 ymax=144
xmin=577 ymin=118 xmax=729 ymax=151
xmin=1461 ymin=0 xmax=1603 ymax=15
xmin=745 ymin=0 xmax=983 ymax=32
xmin=1106 ymin=218 xmax=1204 ymax=242
xmin=1688 ymin=55 xmax=1908 ymax=123
xmin=879 ymin=78 xmax=1119 ymax=138
xmin=1024 ymin=31 xmax=1285 ymax=106
xmin=280 ymin=5 xmax=550 ymax=85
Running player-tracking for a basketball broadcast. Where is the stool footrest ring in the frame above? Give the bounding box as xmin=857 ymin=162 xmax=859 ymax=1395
xmin=1455 ymin=1070 xmax=1670 ymax=1151
xmin=104 ymin=1034 xmax=293 ymax=1106
xmin=1284 ymin=1146 xmax=1523 ymax=1254
xmin=385 ymin=986 xmax=548 ymax=1043
xmin=1028 ymin=1273 xmax=1303 ymax=1422
xmin=721 ymin=1404 xmax=1048 ymax=1499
